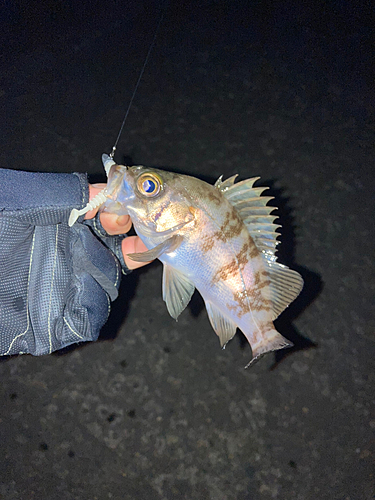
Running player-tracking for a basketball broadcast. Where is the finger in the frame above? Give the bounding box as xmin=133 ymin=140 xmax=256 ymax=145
xmin=100 ymin=212 xmax=132 ymax=235
xmin=122 ymin=236 xmax=153 ymax=270
xmin=85 ymin=184 xmax=132 ymax=234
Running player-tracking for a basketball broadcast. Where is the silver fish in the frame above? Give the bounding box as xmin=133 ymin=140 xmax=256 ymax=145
xmin=104 ymin=161 xmax=303 ymax=366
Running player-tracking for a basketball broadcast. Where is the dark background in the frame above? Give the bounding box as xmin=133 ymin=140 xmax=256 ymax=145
xmin=0 ymin=1 xmax=374 ymax=499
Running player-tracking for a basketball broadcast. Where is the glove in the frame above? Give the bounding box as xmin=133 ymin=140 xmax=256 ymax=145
xmin=0 ymin=168 xmax=126 ymax=356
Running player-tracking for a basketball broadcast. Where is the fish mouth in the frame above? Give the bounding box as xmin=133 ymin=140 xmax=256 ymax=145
xmin=102 ymin=153 xmax=129 ymax=175
xmin=100 ymin=156 xmax=132 ymax=216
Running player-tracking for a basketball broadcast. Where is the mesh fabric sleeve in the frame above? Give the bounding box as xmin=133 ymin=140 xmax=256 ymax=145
xmin=0 ymin=168 xmax=124 ymax=356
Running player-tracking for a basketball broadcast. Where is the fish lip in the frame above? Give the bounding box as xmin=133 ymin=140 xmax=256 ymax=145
xmin=101 ymin=154 xmax=130 ymax=176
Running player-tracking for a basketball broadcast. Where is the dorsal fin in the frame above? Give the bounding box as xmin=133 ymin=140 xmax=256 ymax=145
xmin=217 ymin=175 xmax=281 ymax=256
xmin=217 ymin=174 xmax=304 ymax=315
xmin=262 ymin=254 xmax=304 ymax=319
xmin=215 ymin=174 xmax=238 ymax=191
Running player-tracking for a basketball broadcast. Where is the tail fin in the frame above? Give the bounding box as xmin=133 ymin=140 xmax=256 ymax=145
xmin=245 ymin=328 xmax=293 ymax=368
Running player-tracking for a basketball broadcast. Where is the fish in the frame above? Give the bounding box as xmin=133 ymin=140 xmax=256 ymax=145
xmin=103 ymin=159 xmax=304 ymax=366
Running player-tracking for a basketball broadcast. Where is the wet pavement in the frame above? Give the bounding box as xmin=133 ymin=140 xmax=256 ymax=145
xmin=0 ymin=1 xmax=374 ymax=499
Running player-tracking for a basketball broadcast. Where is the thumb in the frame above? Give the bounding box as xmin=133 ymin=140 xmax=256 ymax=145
xmin=85 ymin=184 xmax=132 ymax=234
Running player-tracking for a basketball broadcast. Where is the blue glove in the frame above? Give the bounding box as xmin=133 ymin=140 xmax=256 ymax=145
xmin=0 ymin=168 xmax=128 ymax=356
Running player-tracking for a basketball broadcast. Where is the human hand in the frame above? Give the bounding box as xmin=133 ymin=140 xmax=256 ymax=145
xmin=85 ymin=184 xmax=151 ymax=270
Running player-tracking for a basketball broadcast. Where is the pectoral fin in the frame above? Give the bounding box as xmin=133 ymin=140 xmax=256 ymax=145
xmin=127 ymin=235 xmax=183 ymax=262
xmin=205 ymin=301 xmax=237 ymax=348
xmin=137 ymin=218 xmax=192 ymax=239
xmin=162 ymin=265 xmax=195 ymax=320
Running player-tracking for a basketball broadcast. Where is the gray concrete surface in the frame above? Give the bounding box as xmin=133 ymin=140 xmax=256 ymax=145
xmin=1 ymin=1 xmax=374 ymax=499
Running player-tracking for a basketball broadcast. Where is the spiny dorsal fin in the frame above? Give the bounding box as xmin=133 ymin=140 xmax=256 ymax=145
xmin=218 ymin=175 xmax=281 ymax=257
xmin=215 ymin=174 xmax=239 ymax=191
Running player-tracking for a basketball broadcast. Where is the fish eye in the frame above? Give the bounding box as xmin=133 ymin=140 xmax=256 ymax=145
xmin=136 ymin=173 xmax=163 ymax=197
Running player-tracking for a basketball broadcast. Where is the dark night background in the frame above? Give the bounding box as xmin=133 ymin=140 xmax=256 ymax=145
xmin=0 ymin=1 xmax=374 ymax=499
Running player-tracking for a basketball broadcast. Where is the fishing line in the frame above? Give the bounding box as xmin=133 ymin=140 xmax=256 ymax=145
xmin=109 ymin=4 xmax=166 ymax=160
xmin=69 ymin=3 xmax=167 ymax=227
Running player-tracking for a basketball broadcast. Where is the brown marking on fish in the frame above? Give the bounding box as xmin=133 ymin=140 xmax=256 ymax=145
xmin=253 ymin=270 xmax=271 ymax=290
xmin=248 ymin=240 xmax=260 ymax=259
xmin=206 ymin=189 xmax=222 ymax=205
xmin=245 ymin=267 xmax=272 ymax=312
xmin=214 ymin=258 xmax=238 ymax=282
xmin=226 ymin=290 xmax=250 ymax=317
xmin=201 ymin=209 xmax=245 ymax=256
xmin=230 ymin=290 xmax=251 ymax=318
xmin=253 ymin=270 xmax=262 ymax=286
xmin=231 ymin=287 xmax=272 ymax=318
xmin=251 ymin=280 xmax=273 ymax=312
xmin=200 ymin=207 xmax=244 ymax=254
xmin=212 ymin=242 xmax=250 ymax=283
xmin=226 ymin=267 xmax=272 ymax=318
xmin=237 ymin=242 xmax=250 ymax=268
xmin=201 ymin=234 xmax=216 ymax=253
xmin=202 ymin=184 xmax=223 ymax=205
xmin=252 ymin=297 xmax=272 ymax=313
xmin=217 ymin=209 xmax=243 ymax=242
xmin=193 ymin=183 xmax=222 ymax=206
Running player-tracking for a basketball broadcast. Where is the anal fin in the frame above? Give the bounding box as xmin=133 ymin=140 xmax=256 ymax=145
xmin=205 ymin=301 xmax=237 ymax=348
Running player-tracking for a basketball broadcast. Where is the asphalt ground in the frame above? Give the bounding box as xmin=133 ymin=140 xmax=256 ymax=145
xmin=1 ymin=2 xmax=374 ymax=499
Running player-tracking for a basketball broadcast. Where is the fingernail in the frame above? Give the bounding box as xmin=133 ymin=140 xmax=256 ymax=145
xmin=91 ymin=183 xmax=107 ymax=188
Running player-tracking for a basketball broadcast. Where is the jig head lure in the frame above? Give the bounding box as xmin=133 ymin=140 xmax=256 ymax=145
xmin=68 ymin=155 xmax=115 ymax=226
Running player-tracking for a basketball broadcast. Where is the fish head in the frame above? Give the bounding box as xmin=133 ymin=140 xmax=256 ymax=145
xmin=104 ymin=164 xmax=195 ymax=237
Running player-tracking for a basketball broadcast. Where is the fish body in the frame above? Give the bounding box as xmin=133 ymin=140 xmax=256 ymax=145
xmin=104 ymin=162 xmax=303 ymax=366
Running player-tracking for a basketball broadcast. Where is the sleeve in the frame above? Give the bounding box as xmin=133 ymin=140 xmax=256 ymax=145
xmin=0 ymin=168 xmax=124 ymax=356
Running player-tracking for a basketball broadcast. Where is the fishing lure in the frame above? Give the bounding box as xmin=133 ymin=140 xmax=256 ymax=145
xmin=68 ymin=157 xmax=115 ymax=226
